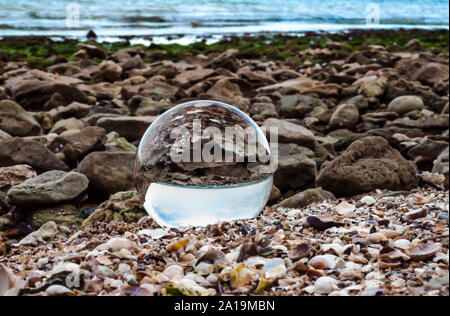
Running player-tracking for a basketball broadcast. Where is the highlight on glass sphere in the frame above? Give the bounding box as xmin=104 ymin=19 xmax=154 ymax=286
xmin=135 ymin=100 xmax=275 ymax=228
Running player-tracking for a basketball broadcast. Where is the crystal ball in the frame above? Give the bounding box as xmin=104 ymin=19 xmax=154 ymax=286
xmin=135 ymin=100 xmax=274 ymax=228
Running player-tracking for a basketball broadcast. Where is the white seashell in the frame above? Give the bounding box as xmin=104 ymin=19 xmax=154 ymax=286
xmin=163 ymin=265 xmax=184 ymax=281
xmin=195 ymin=262 xmax=214 ymax=276
xmin=0 ymin=264 xmax=23 ymax=297
xmin=49 ymin=262 xmax=80 ymax=276
xmin=360 ymin=196 xmax=376 ymax=206
xmin=336 ymin=201 xmax=355 ymax=217
xmin=138 ymin=228 xmax=169 ymax=239
xmin=45 ymin=285 xmax=74 ymax=296
xmin=394 ymin=239 xmax=411 ymax=250
xmin=97 ymin=238 xmax=137 ymax=252
xmin=265 ymin=265 xmax=287 ymax=280
xmin=314 ymin=276 xmax=338 ymax=295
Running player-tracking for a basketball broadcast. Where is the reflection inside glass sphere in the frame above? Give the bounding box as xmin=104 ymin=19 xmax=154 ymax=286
xmin=135 ymin=100 xmax=275 ymax=227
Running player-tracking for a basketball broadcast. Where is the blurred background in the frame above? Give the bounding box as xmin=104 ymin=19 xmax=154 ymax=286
xmin=0 ymin=0 xmax=449 ymax=43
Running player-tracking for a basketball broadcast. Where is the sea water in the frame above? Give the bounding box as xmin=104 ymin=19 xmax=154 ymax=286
xmin=144 ymin=177 xmax=273 ymax=228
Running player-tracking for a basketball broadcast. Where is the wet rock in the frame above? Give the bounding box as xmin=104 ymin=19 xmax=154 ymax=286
xmin=412 ymin=62 xmax=449 ymax=86
xmin=96 ymin=116 xmax=157 ymax=142
xmin=28 ymin=204 xmax=83 ymax=229
xmin=0 ymin=165 xmax=36 ymax=191
xmin=0 ymin=137 xmax=69 ymax=172
xmin=279 ymin=95 xmax=326 ymax=118
xmin=317 ymin=136 xmax=418 ymax=196
xmin=206 ymin=78 xmax=247 ymax=109
xmin=387 ymin=96 xmax=424 ymax=115
xmin=77 ymin=152 xmax=136 ymax=197
xmin=432 ymin=147 xmax=449 ymax=189
xmin=4 ymin=70 xmax=88 ymax=110
xmin=121 ymin=55 xmax=145 ymax=72
xmin=82 ymin=191 xmax=146 ymax=227
xmin=276 ymin=188 xmax=335 ymax=209
xmin=274 ymin=144 xmax=317 ymax=190
xmin=7 ymin=171 xmax=88 ymax=207
xmin=19 ymin=221 xmax=59 ymax=246
xmin=0 ymin=100 xmax=41 ymax=137
xmin=48 ymin=126 xmax=107 ymax=164
xmin=329 ymin=103 xmax=360 ymax=130
xmin=173 ymin=68 xmax=215 ymax=88
xmin=262 ymin=118 xmax=316 ymax=149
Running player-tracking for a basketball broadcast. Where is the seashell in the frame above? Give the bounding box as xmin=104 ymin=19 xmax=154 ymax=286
xmin=195 ymin=262 xmax=214 ymax=276
xmin=0 ymin=264 xmax=23 ymax=297
xmin=314 ymin=276 xmax=338 ymax=295
xmin=393 ymin=239 xmax=411 ymax=250
xmin=49 ymin=262 xmax=80 ymax=276
xmin=169 ymin=278 xmax=216 ymax=296
xmin=163 ymin=265 xmax=184 ymax=281
xmin=167 ymin=239 xmax=189 ymax=251
xmin=378 ymin=254 xmax=402 ymax=269
xmin=321 ymin=243 xmax=353 ymax=256
xmin=229 ymin=264 xmax=257 ymax=289
xmin=98 ymin=238 xmax=137 ymax=252
xmin=348 ymin=253 xmax=368 ymax=264
xmin=265 ymin=265 xmax=287 ymax=280
xmin=406 ymin=243 xmax=442 ymax=261
xmin=120 ymin=286 xmax=153 ymax=296
xmin=262 ymin=258 xmax=285 ymax=273
xmin=197 ymin=248 xmax=226 ymax=265
xmin=335 ymin=201 xmax=356 ymax=217
xmin=138 ymin=228 xmax=169 ymax=239
xmin=339 ymin=269 xmax=362 ymax=280
xmin=236 ymin=242 xmax=259 ymax=263
xmin=308 ymin=255 xmax=343 ymax=270
xmin=379 ymin=229 xmax=402 ymax=239
xmin=367 ymin=232 xmax=388 ymax=244
xmin=384 ymin=250 xmax=410 ymax=261
xmin=360 ymin=196 xmax=376 ymax=206
xmin=404 ymin=208 xmax=427 ymax=220
xmin=289 ymin=243 xmax=313 ymax=260
xmin=45 ymin=285 xmax=74 ymax=296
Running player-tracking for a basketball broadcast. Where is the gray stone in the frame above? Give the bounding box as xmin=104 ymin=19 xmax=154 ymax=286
xmin=432 ymin=147 xmax=449 ymax=190
xmin=329 ymin=103 xmax=360 ymax=130
xmin=262 ymin=118 xmax=316 ymax=149
xmin=7 ymin=171 xmax=89 ymax=207
xmin=0 ymin=137 xmax=69 ymax=172
xmin=388 ymin=96 xmax=424 ymax=115
xmin=96 ymin=116 xmax=157 ymax=142
xmin=276 ymin=188 xmax=336 ymax=209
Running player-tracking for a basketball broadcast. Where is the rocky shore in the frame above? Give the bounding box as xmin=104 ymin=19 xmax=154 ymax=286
xmin=0 ymin=29 xmax=449 ymax=296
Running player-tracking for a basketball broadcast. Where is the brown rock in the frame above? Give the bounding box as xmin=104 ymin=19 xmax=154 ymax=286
xmin=316 ymin=136 xmax=418 ymax=196
xmin=276 ymin=188 xmax=336 ymax=208
xmin=96 ymin=116 xmax=157 ymax=141
xmin=262 ymin=118 xmax=316 ymax=149
xmin=78 ymin=152 xmax=136 ymax=197
xmin=0 ymin=137 xmax=69 ymax=172
xmin=0 ymin=165 xmax=37 ymax=191
xmin=0 ymin=100 xmax=41 ymax=137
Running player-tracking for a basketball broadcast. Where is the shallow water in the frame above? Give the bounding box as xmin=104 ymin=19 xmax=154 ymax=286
xmin=144 ymin=177 xmax=273 ymax=228
xmin=0 ymin=0 xmax=448 ymax=43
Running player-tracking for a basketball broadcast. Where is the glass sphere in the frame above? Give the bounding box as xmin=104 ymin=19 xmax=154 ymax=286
xmin=135 ymin=100 xmax=274 ymax=228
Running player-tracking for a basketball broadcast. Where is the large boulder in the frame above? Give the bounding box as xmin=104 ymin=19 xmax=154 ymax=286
xmin=432 ymin=147 xmax=449 ymax=190
xmin=316 ymin=136 xmax=418 ymax=196
xmin=0 ymin=100 xmax=41 ymax=136
xmin=4 ymin=70 xmax=88 ymax=110
xmin=77 ymin=152 xmax=136 ymax=197
xmin=262 ymin=118 xmax=316 ymax=149
xmin=275 ymin=188 xmax=336 ymax=209
xmin=7 ymin=171 xmax=89 ymax=207
xmin=0 ymin=138 xmax=69 ymax=172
